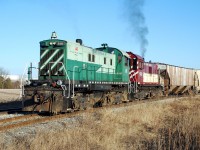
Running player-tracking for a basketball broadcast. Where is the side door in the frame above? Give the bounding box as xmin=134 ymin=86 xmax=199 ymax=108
xmin=115 ymin=53 xmax=123 ymax=82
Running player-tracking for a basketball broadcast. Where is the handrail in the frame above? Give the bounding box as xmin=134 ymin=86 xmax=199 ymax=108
xmin=71 ymin=66 xmax=79 ymax=98
xmin=20 ymin=63 xmax=28 ymax=98
xmin=20 ymin=63 xmax=39 ymax=98
xmin=49 ymin=62 xmax=71 ymax=98
xmin=60 ymin=62 xmax=70 ymax=98
xmin=128 ymin=82 xmax=131 ymax=94
xmin=61 ymin=85 xmax=67 ymax=96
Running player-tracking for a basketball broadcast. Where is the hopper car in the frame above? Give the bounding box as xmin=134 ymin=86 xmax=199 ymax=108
xmin=195 ymin=70 xmax=200 ymax=93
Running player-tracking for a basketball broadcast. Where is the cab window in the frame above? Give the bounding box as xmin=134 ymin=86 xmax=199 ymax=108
xmin=118 ymin=54 xmax=122 ymax=63
xmin=133 ymin=58 xmax=137 ymax=70
xmin=104 ymin=57 xmax=106 ymax=64
xmin=149 ymin=67 xmax=152 ymax=74
xmin=92 ymin=55 xmax=95 ymax=62
xmin=139 ymin=62 xmax=144 ymax=69
xmin=124 ymin=57 xmax=128 ymax=66
xmin=88 ymin=54 xmax=91 ymax=61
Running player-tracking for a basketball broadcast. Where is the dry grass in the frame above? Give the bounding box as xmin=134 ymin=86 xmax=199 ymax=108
xmin=0 ymin=96 xmax=200 ymax=150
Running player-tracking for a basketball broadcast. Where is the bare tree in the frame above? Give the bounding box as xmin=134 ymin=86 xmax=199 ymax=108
xmin=0 ymin=67 xmax=8 ymax=78
xmin=0 ymin=67 xmax=9 ymax=89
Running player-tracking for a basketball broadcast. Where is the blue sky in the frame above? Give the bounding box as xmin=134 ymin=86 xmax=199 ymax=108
xmin=0 ymin=0 xmax=200 ymax=75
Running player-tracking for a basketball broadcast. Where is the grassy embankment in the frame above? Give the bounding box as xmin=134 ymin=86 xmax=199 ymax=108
xmin=1 ymin=96 xmax=200 ymax=150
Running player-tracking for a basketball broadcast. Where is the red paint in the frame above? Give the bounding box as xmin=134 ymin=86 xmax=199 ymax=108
xmin=127 ymin=52 xmax=159 ymax=86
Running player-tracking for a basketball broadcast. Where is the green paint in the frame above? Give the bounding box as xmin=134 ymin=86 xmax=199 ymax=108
xmin=39 ymin=39 xmax=129 ymax=83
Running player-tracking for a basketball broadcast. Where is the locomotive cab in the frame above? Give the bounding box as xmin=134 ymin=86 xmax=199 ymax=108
xmin=96 ymin=44 xmax=130 ymax=83
xmin=127 ymin=52 xmax=144 ymax=83
xmin=127 ymin=52 xmax=162 ymax=99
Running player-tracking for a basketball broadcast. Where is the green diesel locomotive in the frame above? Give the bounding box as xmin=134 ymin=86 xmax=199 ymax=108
xmin=23 ymin=32 xmax=130 ymax=114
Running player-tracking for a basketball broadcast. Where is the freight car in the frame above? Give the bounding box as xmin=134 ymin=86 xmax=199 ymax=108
xmin=22 ymin=32 xmax=200 ymax=114
xmin=194 ymin=70 xmax=200 ymax=93
xmin=157 ymin=64 xmax=195 ymax=95
xmin=127 ymin=53 xmax=199 ymax=98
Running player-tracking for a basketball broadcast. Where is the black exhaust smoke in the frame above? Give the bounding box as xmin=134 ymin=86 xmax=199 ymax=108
xmin=124 ymin=0 xmax=148 ymax=58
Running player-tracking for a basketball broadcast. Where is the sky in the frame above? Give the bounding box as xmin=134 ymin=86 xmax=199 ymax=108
xmin=0 ymin=0 xmax=200 ymax=76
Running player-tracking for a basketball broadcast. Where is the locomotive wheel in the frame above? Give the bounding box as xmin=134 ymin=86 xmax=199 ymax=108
xmin=73 ymin=94 xmax=81 ymax=110
xmin=109 ymin=92 xmax=122 ymax=104
xmin=73 ymin=93 xmax=90 ymax=110
xmin=121 ymin=91 xmax=129 ymax=103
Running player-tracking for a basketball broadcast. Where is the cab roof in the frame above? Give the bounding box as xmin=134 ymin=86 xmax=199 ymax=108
xmin=127 ymin=52 xmax=144 ymax=61
xmin=96 ymin=47 xmax=130 ymax=58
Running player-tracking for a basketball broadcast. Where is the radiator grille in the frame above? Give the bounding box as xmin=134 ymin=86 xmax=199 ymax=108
xmin=40 ymin=49 xmax=64 ymax=76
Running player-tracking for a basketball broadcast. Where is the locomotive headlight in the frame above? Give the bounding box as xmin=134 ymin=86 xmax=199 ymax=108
xmin=56 ymin=80 xmax=63 ymax=86
xmin=49 ymin=42 xmax=57 ymax=45
xmin=25 ymin=80 xmax=31 ymax=85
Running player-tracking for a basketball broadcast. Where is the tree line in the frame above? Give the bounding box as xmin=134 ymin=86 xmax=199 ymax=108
xmin=0 ymin=67 xmax=20 ymax=89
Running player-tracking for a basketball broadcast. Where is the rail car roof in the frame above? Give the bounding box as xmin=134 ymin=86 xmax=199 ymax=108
xmin=96 ymin=47 xmax=130 ymax=58
xmin=127 ymin=52 xmax=144 ymax=61
xmin=156 ymin=62 xmax=195 ymax=70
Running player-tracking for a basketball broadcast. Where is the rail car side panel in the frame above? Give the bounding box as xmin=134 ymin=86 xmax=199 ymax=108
xmin=195 ymin=70 xmax=200 ymax=92
xmin=128 ymin=52 xmax=160 ymax=86
xmin=157 ymin=63 xmax=195 ymax=95
xmin=139 ymin=62 xmax=159 ymax=85
xmin=66 ymin=42 xmax=117 ymax=83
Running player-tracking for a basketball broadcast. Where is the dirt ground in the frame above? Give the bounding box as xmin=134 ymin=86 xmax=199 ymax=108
xmin=0 ymin=89 xmax=22 ymax=111
xmin=0 ymin=89 xmax=21 ymax=102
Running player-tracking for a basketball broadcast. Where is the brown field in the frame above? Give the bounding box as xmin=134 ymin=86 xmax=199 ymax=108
xmin=0 ymin=96 xmax=200 ymax=150
xmin=0 ymin=89 xmax=21 ymax=102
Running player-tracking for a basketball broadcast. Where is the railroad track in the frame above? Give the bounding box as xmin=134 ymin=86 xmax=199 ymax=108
xmin=0 ymin=111 xmax=81 ymax=132
xmin=0 ymin=114 xmax=41 ymax=132
xmin=0 ymin=95 xmax=198 ymax=132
